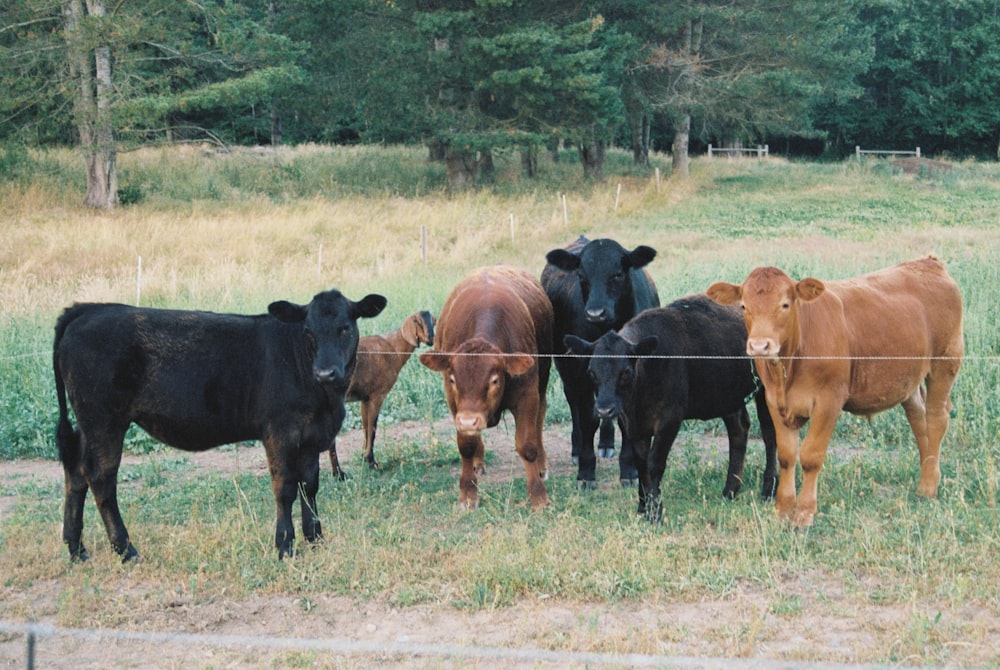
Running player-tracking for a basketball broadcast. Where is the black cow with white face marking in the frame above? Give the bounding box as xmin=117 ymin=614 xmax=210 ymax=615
xmin=565 ymin=295 xmax=778 ymax=523
xmin=53 ymin=289 xmax=386 ymax=562
xmin=541 ymin=236 xmax=659 ymax=487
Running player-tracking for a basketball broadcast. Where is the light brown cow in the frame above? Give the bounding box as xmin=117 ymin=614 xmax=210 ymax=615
xmin=419 ymin=266 xmax=553 ymax=510
xmin=706 ymin=256 xmax=963 ymax=527
xmin=328 ymin=311 xmax=436 ymax=477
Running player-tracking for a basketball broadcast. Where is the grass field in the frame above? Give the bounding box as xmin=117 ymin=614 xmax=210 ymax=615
xmin=1 ymin=144 xmax=998 ymax=667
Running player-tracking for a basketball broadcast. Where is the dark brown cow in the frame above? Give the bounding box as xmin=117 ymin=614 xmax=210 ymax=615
xmin=707 ymin=256 xmax=963 ymax=527
xmin=419 ymin=266 xmax=553 ymax=509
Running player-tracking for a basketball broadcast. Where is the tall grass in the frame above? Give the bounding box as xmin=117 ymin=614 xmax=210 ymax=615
xmin=1 ymin=146 xmax=998 ymax=666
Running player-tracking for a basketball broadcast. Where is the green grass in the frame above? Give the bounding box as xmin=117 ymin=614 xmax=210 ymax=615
xmin=1 ymin=147 xmax=999 ymax=666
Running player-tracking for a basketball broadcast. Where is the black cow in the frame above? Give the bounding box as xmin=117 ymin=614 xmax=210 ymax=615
xmin=53 ymin=289 xmax=387 ymax=562
xmin=564 ymin=295 xmax=778 ymax=523
xmin=541 ymin=236 xmax=659 ymax=487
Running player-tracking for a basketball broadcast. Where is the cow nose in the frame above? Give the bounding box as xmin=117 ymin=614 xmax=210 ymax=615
xmin=313 ymin=367 xmax=344 ymax=386
xmin=746 ymin=338 xmax=778 ymax=357
xmin=595 ymin=405 xmax=617 ymax=420
xmin=455 ymin=413 xmax=483 ymax=434
xmin=585 ymin=307 xmax=608 ymax=323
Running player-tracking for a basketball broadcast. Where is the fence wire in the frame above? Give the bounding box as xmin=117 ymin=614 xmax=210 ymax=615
xmin=0 ymin=621 xmax=927 ymax=670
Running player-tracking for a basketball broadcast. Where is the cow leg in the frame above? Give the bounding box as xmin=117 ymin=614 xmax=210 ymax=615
xmin=62 ymin=460 xmax=90 ymax=562
xmin=794 ymin=407 xmax=839 ymax=528
xmin=514 ymin=405 xmax=550 ymax=510
xmin=270 ymin=471 xmax=298 ymax=558
xmin=616 ymin=423 xmax=638 ymax=487
xmin=361 ymin=398 xmax=383 ymax=469
xmin=598 ymin=418 xmax=616 ymax=459
xmin=911 ymin=363 xmax=959 ymax=498
xmin=644 ymin=422 xmax=681 ymax=524
xmin=328 ymin=438 xmax=347 ymax=481
xmin=631 ymin=435 xmax=654 ymax=517
xmin=456 ymin=432 xmax=484 ymax=510
xmin=772 ymin=420 xmax=801 ymax=523
xmin=720 ymin=408 xmax=751 ymax=500
xmin=265 ymin=436 xmax=299 ymax=558
xmin=573 ymin=399 xmax=600 ymax=488
xmin=754 ymin=392 xmax=779 ymax=500
xmin=297 ymin=451 xmax=322 ymax=545
xmin=73 ymin=424 xmax=137 ymax=562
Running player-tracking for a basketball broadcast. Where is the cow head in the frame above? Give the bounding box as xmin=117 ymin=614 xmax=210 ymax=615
xmin=546 ymin=239 xmax=656 ymax=327
xmin=401 ymin=310 xmax=436 ymax=348
xmin=419 ymin=337 xmax=534 ymax=435
xmin=269 ymin=290 xmax=388 ymax=389
xmin=707 ymin=267 xmax=825 ymax=358
xmin=565 ymin=332 xmax=658 ymax=421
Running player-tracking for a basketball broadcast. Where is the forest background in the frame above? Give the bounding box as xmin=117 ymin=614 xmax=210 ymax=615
xmin=4 ymin=0 xmax=1000 ymax=207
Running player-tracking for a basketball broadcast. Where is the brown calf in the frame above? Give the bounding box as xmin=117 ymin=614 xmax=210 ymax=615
xmin=419 ymin=266 xmax=553 ymax=510
xmin=707 ymin=256 xmax=963 ymax=527
xmin=329 ymin=311 xmax=436 ymax=477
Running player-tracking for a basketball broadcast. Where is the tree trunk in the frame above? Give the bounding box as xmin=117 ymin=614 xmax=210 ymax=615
xmin=269 ymin=1 xmax=282 ymax=146
xmin=444 ymin=144 xmax=477 ymax=190
xmin=67 ymin=0 xmax=118 ymax=209
xmin=520 ymin=145 xmax=538 ymax=178
xmin=577 ymin=127 xmax=606 ymax=180
xmin=672 ymin=113 xmax=691 ymax=177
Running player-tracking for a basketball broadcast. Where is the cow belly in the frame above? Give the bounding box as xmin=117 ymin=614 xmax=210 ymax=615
xmin=845 ymin=360 xmax=926 ymax=415
xmin=136 ymin=414 xmax=256 ymax=451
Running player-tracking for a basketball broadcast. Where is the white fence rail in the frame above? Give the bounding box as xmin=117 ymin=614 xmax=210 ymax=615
xmin=707 ymin=144 xmax=769 ymax=159
xmin=855 ymin=146 xmax=921 ymax=159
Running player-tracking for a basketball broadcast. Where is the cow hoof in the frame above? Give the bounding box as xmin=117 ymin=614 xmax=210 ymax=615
xmin=119 ymin=543 xmax=139 ymax=564
xmin=69 ymin=545 xmax=90 ymax=563
xmin=576 ymin=480 xmax=597 ymax=491
xmin=619 ymin=478 xmax=637 ymax=488
xmin=599 ymin=447 xmax=616 ymax=459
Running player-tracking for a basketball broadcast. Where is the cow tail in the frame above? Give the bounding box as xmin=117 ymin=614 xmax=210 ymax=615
xmin=53 ymin=310 xmax=81 ymax=470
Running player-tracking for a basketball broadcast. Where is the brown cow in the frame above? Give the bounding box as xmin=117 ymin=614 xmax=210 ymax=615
xmin=706 ymin=256 xmax=963 ymax=527
xmin=329 ymin=310 xmax=436 ymax=476
xmin=419 ymin=266 xmax=553 ymax=510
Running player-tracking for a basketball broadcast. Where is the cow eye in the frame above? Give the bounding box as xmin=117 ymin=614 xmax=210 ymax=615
xmin=338 ymin=325 xmax=351 ymax=337
xmin=304 ymin=330 xmax=317 ymax=355
xmin=448 ymin=374 xmax=456 ymax=386
xmin=490 ymin=374 xmax=501 ymax=387
xmin=781 ymin=302 xmax=791 ymax=310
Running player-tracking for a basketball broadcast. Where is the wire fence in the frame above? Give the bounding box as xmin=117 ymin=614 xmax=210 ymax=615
xmin=0 ymin=621 xmax=928 ymax=670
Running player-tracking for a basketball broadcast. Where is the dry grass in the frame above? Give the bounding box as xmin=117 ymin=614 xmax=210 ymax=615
xmin=2 ymin=145 xmax=999 ymax=668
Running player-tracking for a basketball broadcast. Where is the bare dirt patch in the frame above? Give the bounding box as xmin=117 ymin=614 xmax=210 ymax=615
xmin=2 ymin=421 xmax=997 ymax=668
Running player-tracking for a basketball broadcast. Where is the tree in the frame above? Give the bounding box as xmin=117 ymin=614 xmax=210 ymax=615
xmin=601 ymin=0 xmax=871 ymax=174
xmin=1 ymin=0 xmax=304 ymax=208
xmin=816 ymin=0 xmax=1000 ymax=158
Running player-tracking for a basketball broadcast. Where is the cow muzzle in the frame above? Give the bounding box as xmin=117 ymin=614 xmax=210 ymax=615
xmin=313 ymin=367 xmax=347 ymax=389
xmin=594 ymin=405 xmax=617 ymax=421
xmin=454 ymin=412 xmax=485 ymax=435
xmin=585 ymin=307 xmax=610 ymax=324
xmin=746 ymin=338 xmax=780 ymax=358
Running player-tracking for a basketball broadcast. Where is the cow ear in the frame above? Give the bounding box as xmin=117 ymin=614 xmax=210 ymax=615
xmin=706 ymin=282 xmax=742 ymax=305
xmin=268 ymin=300 xmax=308 ymax=323
xmin=796 ymin=278 xmax=826 ymax=302
xmin=626 ymin=245 xmax=657 ymax=269
xmin=563 ymin=334 xmax=595 ymax=355
xmin=418 ymin=350 xmax=450 ymax=372
xmin=546 ymin=248 xmax=581 ymax=271
xmin=505 ymin=354 xmax=535 ymax=377
xmin=401 ymin=315 xmax=420 ymax=347
xmin=352 ymin=294 xmax=388 ymax=319
xmin=634 ymin=336 xmax=659 ymax=357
